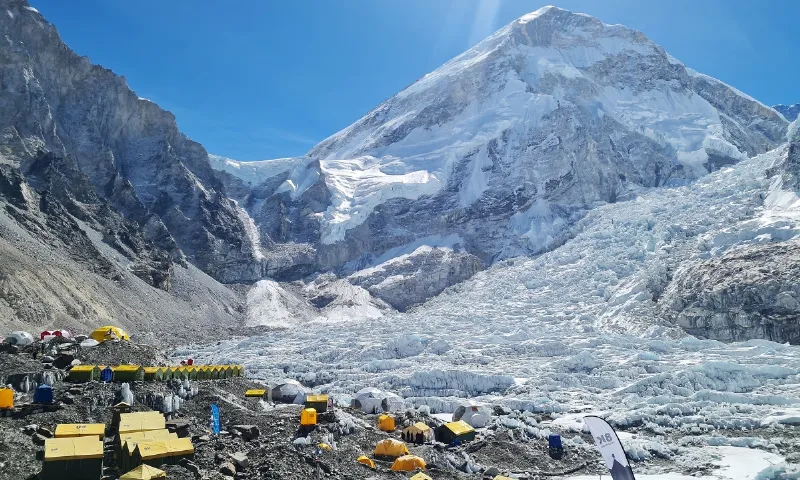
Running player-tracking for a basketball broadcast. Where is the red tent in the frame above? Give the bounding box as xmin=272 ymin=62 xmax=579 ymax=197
xmin=40 ymin=330 xmax=53 ymax=340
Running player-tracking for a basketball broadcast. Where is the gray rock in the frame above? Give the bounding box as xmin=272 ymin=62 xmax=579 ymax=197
xmin=219 ymin=462 xmax=236 ymax=477
xmin=35 ymin=426 xmax=52 ymax=438
xmin=661 ymin=240 xmax=800 ymax=344
xmin=228 ymin=451 xmax=249 ymax=470
xmin=22 ymin=424 xmax=38 ymax=435
xmin=348 ymin=247 xmax=484 ymax=310
xmin=178 ymin=458 xmax=201 ymax=476
xmin=32 ymin=433 xmax=47 ymax=445
xmin=230 ymin=425 xmax=259 ymax=441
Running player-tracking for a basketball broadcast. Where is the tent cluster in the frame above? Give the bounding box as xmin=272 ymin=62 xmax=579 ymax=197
xmin=40 ymin=329 xmax=72 ymax=340
xmin=68 ymin=364 xmax=243 ymax=383
xmin=115 ymin=412 xmax=194 ymax=473
xmin=362 ymin=439 xmax=427 ymax=473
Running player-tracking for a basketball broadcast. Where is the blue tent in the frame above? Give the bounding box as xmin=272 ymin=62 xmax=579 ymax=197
xmin=548 ymin=433 xmax=564 ymax=459
xmin=33 ymin=385 xmax=53 ymax=404
xmin=101 ymin=367 xmax=113 ymax=382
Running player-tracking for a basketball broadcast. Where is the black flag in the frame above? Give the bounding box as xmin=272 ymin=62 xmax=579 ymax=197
xmin=584 ymin=416 xmax=636 ymax=480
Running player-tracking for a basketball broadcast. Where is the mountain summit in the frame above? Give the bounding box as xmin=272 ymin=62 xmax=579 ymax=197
xmin=222 ymin=6 xmax=786 ymax=286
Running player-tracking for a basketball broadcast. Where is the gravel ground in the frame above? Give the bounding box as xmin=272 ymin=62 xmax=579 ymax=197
xmin=0 ymin=343 xmax=607 ymax=480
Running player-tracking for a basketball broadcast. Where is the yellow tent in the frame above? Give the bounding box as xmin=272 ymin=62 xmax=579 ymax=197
xmin=373 ymin=438 xmax=409 ymax=457
xmin=0 ymin=388 xmax=13 ymax=409
xmin=391 ymin=455 xmax=426 ymax=472
xmin=245 ymin=389 xmax=266 ymax=398
xmin=133 ymin=437 xmax=194 ymax=467
xmin=41 ymin=436 xmax=104 ymax=480
xmin=300 ymin=408 xmax=317 ymax=426
xmin=90 ymin=325 xmax=130 ymax=342
xmin=411 ymin=473 xmax=433 ymax=480
xmin=378 ymin=414 xmax=396 ymax=432
xmin=494 ymin=477 xmax=515 ymax=480
xmin=402 ymin=422 xmax=431 ymax=443
xmin=54 ymin=424 xmax=105 ymax=440
xmin=357 ymin=455 xmax=375 ymax=469
xmin=118 ymin=412 xmax=166 ymax=435
xmin=318 ymin=443 xmax=333 ymax=451
xmin=119 ymin=464 xmax=167 ymax=480
xmin=305 ymin=393 xmax=329 ymax=412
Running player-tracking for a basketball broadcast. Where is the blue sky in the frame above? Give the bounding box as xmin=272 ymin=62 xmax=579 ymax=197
xmin=31 ymin=0 xmax=799 ymax=160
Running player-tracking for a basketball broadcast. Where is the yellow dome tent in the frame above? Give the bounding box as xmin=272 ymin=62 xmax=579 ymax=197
xmin=391 ymin=455 xmax=426 ymax=472
xmin=120 ymin=464 xmax=167 ymax=480
xmin=357 ymin=455 xmax=375 ymax=469
xmin=378 ymin=414 xmax=396 ymax=432
xmin=373 ymin=438 xmax=409 ymax=457
xmin=90 ymin=326 xmax=130 ymax=343
xmin=410 ymin=473 xmax=433 ymax=480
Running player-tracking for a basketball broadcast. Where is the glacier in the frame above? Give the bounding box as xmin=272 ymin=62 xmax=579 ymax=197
xmin=181 ymin=142 xmax=800 ymax=475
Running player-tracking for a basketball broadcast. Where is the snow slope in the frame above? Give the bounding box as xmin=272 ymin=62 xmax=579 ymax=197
xmin=210 ymin=7 xmax=786 ymax=294
xmin=304 ymin=6 xmax=784 ymax=248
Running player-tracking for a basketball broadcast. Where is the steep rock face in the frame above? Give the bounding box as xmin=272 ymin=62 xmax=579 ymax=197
xmin=0 ymin=161 xmax=243 ymax=342
xmin=0 ymin=0 xmax=264 ymax=282
xmin=347 ymin=247 xmax=484 ymax=311
xmin=660 ymin=240 xmax=800 ymax=344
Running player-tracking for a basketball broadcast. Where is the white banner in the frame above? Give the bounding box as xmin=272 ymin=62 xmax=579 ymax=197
xmin=584 ymin=416 xmax=636 ymax=480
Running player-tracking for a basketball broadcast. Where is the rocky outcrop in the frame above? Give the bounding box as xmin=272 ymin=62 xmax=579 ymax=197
xmin=348 ymin=247 xmax=484 ymax=311
xmin=660 ymin=240 xmax=800 ymax=344
xmin=0 ymin=0 xmax=263 ymax=283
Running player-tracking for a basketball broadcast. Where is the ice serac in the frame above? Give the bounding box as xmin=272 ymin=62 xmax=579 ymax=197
xmin=0 ymin=0 xmax=267 ymax=283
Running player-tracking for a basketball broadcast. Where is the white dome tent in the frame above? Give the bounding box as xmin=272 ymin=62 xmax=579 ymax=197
xmin=453 ymin=401 xmax=492 ymax=428
xmin=269 ymin=379 xmax=307 ymax=404
xmin=380 ymin=392 xmax=406 ymax=412
xmin=351 ymin=387 xmax=387 ymax=414
xmin=4 ymin=331 xmax=34 ymax=346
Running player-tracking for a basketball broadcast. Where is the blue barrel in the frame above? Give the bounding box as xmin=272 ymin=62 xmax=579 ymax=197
xmin=101 ymin=366 xmax=113 ymax=382
xmin=548 ymin=434 xmax=562 ymax=450
xmin=33 ymin=385 xmax=53 ymax=404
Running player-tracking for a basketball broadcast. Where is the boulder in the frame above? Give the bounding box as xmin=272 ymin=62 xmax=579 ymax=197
xmin=229 ymin=451 xmax=249 ymax=470
xmin=219 ymin=462 xmax=236 ymax=477
xmin=231 ymin=425 xmax=259 ymax=441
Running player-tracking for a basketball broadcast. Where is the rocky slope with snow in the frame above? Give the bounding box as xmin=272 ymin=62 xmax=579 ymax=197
xmin=774 ymin=103 xmax=800 ymax=122
xmin=0 ymin=0 xmax=274 ymax=283
xmin=0 ymin=0 xmax=250 ymax=335
xmin=658 ymin=122 xmax=800 ymax=343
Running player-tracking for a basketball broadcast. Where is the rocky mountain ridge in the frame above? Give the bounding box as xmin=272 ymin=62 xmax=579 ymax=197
xmin=0 ymin=0 xmax=796 ymax=342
